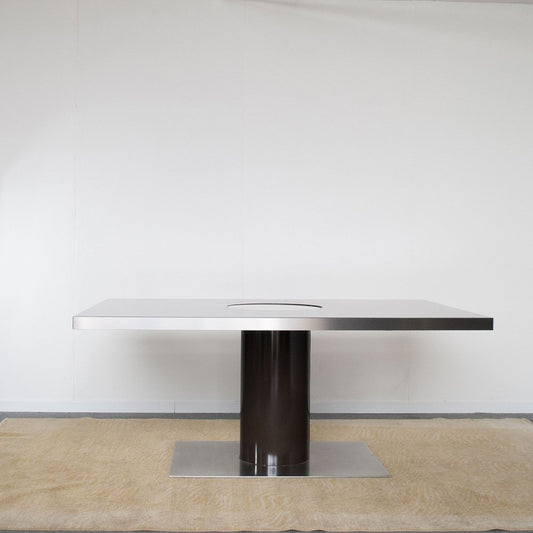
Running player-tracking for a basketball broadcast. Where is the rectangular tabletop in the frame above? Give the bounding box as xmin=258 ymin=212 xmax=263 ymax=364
xmin=73 ymin=299 xmax=493 ymax=331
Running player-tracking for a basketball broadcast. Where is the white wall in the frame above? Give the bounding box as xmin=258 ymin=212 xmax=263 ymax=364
xmin=1 ymin=0 xmax=532 ymax=413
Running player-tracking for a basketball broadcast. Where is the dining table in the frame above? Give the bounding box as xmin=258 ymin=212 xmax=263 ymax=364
xmin=73 ymin=298 xmax=493 ymax=478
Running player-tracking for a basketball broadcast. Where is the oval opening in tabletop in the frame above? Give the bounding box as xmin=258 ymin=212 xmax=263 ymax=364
xmin=227 ymin=302 xmax=323 ymax=311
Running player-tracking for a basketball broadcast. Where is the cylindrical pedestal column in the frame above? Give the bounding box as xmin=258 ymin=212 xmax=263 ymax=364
xmin=240 ymin=331 xmax=310 ymax=475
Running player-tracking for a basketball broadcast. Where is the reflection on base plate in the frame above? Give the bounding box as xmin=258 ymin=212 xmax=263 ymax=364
xmin=169 ymin=441 xmax=390 ymax=478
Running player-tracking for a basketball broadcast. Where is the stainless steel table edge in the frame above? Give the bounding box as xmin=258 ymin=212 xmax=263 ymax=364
xmin=73 ymin=315 xmax=493 ymax=331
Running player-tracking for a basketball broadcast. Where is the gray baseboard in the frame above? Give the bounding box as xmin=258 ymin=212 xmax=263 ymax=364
xmin=1 ymin=412 xmax=532 ymax=421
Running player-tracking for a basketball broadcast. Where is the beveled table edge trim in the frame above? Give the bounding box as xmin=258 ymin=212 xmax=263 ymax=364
xmin=72 ymin=316 xmax=493 ymax=331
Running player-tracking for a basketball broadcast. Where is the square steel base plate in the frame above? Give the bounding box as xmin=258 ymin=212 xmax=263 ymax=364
xmin=169 ymin=441 xmax=390 ymax=478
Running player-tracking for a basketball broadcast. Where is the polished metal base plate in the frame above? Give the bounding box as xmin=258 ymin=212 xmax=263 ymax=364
xmin=169 ymin=441 xmax=390 ymax=478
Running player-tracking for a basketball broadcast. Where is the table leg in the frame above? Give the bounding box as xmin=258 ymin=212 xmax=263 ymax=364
xmin=240 ymin=330 xmax=310 ymax=475
xmin=169 ymin=330 xmax=390 ymax=478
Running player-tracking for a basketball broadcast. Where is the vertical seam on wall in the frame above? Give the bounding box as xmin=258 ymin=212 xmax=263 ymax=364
xmin=240 ymin=1 xmax=248 ymax=299
xmin=72 ymin=0 xmax=81 ymax=403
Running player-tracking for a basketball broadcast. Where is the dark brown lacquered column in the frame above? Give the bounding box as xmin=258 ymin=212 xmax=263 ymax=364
xmin=239 ymin=330 xmax=310 ymax=476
